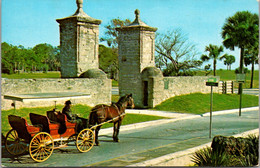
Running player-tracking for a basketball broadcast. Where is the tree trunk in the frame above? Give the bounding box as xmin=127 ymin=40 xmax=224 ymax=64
xmin=213 ymin=59 xmax=216 ymax=76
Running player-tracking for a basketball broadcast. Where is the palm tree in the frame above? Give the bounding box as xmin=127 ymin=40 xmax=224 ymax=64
xmin=222 ymin=11 xmax=258 ymax=92
xmin=220 ymin=54 xmax=235 ymax=70
xmin=244 ymin=45 xmax=258 ymax=88
xmin=201 ymin=44 xmax=225 ymax=76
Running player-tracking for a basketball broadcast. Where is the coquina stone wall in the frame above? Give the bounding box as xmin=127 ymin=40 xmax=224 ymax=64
xmin=1 ymin=78 xmax=111 ymax=110
xmin=162 ymin=76 xmax=220 ymax=101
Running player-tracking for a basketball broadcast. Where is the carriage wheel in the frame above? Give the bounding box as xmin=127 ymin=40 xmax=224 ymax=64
xmin=29 ymin=132 xmax=54 ymax=162
xmin=76 ymin=129 xmax=95 ymax=153
xmin=5 ymin=129 xmax=27 ymax=155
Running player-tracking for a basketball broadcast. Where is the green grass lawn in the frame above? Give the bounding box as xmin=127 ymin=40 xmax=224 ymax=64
xmin=1 ymin=105 xmax=166 ymax=136
xmin=154 ymin=93 xmax=259 ymax=115
xmin=2 ymin=71 xmax=61 ymax=79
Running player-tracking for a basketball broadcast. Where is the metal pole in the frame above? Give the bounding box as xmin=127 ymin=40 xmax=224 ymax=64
xmin=239 ymin=84 xmax=243 ymax=116
xmin=209 ymin=86 xmax=213 ymax=138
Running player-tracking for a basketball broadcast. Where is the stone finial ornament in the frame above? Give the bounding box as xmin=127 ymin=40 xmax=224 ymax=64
xmin=135 ymin=9 xmax=140 ymax=19
xmin=73 ymin=0 xmax=88 ymax=17
xmin=76 ymin=0 xmax=83 ymax=9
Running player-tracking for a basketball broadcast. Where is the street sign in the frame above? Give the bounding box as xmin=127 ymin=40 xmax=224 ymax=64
xmin=208 ymin=77 xmax=217 ymax=83
xmin=236 ymin=73 xmax=246 ymax=83
xmin=206 ymin=78 xmax=218 ymax=87
xmin=206 ymin=82 xmax=218 ymax=87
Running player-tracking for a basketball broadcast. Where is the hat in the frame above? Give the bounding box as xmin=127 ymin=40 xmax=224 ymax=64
xmin=65 ymin=100 xmax=72 ymax=105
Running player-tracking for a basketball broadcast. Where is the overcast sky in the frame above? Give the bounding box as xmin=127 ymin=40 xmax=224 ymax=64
xmin=2 ymin=0 xmax=259 ymax=70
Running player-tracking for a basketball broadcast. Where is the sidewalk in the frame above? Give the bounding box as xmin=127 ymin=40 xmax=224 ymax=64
xmin=131 ymin=128 xmax=259 ymax=166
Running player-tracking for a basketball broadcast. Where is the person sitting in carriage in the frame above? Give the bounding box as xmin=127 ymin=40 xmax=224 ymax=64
xmin=62 ymin=100 xmax=88 ymax=133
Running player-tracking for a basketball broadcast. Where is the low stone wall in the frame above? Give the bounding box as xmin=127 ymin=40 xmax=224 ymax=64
xmin=163 ymin=76 xmax=219 ymax=99
xmin=151 ymin=76 xmax=220 ymax=107
xmin=1 ymin=78 xmax=111 ymax=110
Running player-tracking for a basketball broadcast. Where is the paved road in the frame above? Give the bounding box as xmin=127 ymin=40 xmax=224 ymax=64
xmin=234 ymin=88 xmax=259 ymax=96
xmin=2 ymin=110 xmax=258 ymax=167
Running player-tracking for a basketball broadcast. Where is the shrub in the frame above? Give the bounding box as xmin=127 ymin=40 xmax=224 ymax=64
xmin=191 ymin=135 xmax=259 ymax=166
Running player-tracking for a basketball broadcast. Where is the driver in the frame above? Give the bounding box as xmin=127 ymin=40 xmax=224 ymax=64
xmin=62 ymin=100 xmax=88 ymax=132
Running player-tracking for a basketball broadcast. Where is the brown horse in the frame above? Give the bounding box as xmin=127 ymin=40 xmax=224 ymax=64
xmin=88 ymin=94 xmax=134 ymax=146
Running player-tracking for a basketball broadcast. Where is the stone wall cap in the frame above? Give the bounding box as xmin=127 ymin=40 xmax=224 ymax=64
xmin=142 ymin=67 xmax=163 ymax=78
xmin=56 ymin=15 xmax=102 ymax=25
xmin=116 ymin=9 xmax=157 ymax=32
xmin=79 ymin=69 xmax=107 ymax=79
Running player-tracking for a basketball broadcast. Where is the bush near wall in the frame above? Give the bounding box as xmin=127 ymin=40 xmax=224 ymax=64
xmin=192 ymin=135 xmax=259 ymax=166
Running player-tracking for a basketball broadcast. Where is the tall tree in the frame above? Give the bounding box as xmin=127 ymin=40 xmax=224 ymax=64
xmin=244 ymin=45 xmax=258 ymax=88
xmin=220 ymin=54 xmax=236 ymax=70
xmin=1 ymin=42 xmax=13 ymax=73
xmin=222 ymin=11 xmax=258 ymax=92
xmin=201 ymin=44 xmax=225 ymax=76
xmin=155 ymin=29 xmax=201 ymax=76
xmin=32 ymin=43 xmax=59 ymax=72
xmin=100 ymin=18 xmax=131 ymax=48
xmin=99 ymin=45 xmax=118 ymax=80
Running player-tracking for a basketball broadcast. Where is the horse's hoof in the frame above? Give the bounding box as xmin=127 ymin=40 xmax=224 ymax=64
xmin=114 ymin=139 xmax=120 ymax=142
xmin=95 ymin=142 xmax=100 ymax=146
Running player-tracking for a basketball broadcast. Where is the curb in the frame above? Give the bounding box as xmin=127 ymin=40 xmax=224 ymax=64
xmin=130 ymin=128 xmax=259 ymax=167
xmin=202 ymin=106 xmax=259 ymax=116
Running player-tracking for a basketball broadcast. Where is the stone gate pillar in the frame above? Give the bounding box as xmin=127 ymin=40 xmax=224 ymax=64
xmin=56 ymin=0 xmax=102 ymax=78
xmin=116 ymin=9 xmax=158 ymax=108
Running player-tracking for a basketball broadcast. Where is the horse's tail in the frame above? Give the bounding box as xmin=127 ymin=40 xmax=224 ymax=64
xmin=88 ymin=110 xmax=97 ymax=128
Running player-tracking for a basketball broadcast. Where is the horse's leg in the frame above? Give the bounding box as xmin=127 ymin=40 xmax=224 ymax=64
xmin=95 ymin=126 xmax=101 ymax=146
xmin=113 ymin=121 xmax=118 ymax=142
xmin=113 ymin=120 xmax=121 ymax=142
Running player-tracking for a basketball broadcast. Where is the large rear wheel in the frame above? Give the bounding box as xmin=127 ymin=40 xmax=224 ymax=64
xmin=76 ymin=129 xmax=95 ymax=152
xmin=5 ymin=129 xmax=27 ymax=155
xmin=29 ymin=132 xmax=54 ymax=162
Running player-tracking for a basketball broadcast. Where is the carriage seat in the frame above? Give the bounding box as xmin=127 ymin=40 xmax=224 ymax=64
xmin=8 ymin=115 xmax=41 ymax=140
xmin=47 ymin=110 xmax=77 ymax=129
xmin=29 ymin=113 xmax=60 ymax=134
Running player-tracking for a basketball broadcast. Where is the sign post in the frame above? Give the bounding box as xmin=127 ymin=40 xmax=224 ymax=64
xmin=236 ymin=73 xmax=245 ymax=116
xmin=206 ymin=77 xmax=218 ymax=138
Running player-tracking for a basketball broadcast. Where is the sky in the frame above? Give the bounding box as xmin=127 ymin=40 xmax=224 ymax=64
xmin=1 ymin=0 xmax=259 ymax=70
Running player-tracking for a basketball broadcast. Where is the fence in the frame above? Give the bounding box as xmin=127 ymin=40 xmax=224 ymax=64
xmin=218 ymin=81 xmax=234 ymax=94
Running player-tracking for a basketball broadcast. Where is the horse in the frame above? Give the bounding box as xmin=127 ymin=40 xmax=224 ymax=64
xmin=88 ymin=94 xmax=134 ymax=146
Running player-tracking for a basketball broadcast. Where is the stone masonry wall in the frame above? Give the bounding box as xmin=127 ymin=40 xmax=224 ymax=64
xmin=1 ymin=78 xmax=111 ymax=110
xmin=161 ymin=76 xmax=220 ymax=104
xmin=58 ymin=19 xmax=100 ymax=78
xmin=117 ymin=29 xmax=157 ymax=108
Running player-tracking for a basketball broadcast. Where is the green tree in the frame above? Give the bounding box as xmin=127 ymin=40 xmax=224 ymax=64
xmin=220 ymin=54 xmax=236 ymax=70
xmin=100 ymin=18 xmax=131 ymax=48
xmin=32 ymin=43 xmax=60 ymax=72
xmin=100 ymin=18 xmax=131 ymax=79
xmin=1 ymin=42 xmax=13 ymax=73
xmin=201 ymin=44 xmax=226 ymax=76
xmin=244 ymin=45 xmax=258 ymax=88
xmin=155 ymin=29 xmax=201 ymax=76
xmin=222 ymin=11 xmax=258 ymax=93
xmin=99 ymin=45 xmax=118 ymax=80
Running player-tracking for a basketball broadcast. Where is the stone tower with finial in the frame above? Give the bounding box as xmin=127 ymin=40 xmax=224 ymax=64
xmin=116 ymin=9 xmax=162 ymax=108
xmin=56 ymin=0 xmax=102 ymax=78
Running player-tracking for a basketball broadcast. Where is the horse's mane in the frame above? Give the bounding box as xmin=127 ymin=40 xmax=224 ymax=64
xmin=116 ymin=95 xmax=128 ymax=107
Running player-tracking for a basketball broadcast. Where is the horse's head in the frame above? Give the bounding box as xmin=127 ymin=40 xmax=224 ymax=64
xmin=117 ymin=94 xmax=135 ymax=109
xmin=126 ymin=94 xmax=135 ymax=109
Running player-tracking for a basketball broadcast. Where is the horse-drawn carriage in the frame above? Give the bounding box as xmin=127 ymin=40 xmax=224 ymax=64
xmin=4 ymin=94 xmax=134 ymax=163
xmin=5 ymin=110 xmax=95 ymax=162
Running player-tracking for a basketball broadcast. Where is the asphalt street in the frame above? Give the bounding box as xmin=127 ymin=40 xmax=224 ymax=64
xmin=1 ymin=109 xmax=258 ymax=167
